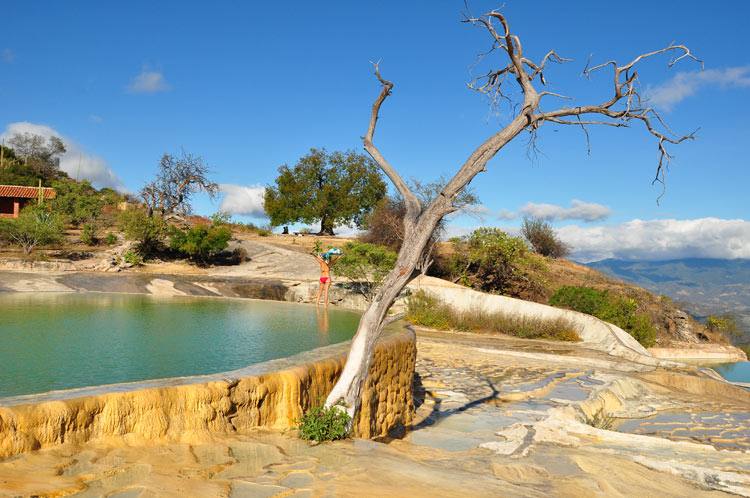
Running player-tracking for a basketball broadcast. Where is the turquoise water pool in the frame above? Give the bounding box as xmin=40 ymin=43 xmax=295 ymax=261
xmin=713 ymin=361 xmax=750 ymax=383
xmin=0 ymin=293 xmax=359 ymax=398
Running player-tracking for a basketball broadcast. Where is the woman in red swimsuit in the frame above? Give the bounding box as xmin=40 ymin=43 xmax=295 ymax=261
xmin=314 ymin=252 xmax=338 ymax=306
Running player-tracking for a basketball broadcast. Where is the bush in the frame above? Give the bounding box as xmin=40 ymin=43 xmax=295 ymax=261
xmin=0 ymin=206 xmax=65 ymax=254
xmin=80 ymin=222 xmax=98 ymax=245
xmin=706 ymin=315 xmax=740 ymax=339
xmin=549 ymin=286 xmax=656 ymax=347
xmin=50 ymin=180 xmax=103 ymax=226
xmin=120 ymin=209 xmax=168 ymax=255
xmin=447 ymin=227 xmax=539 ymax=294
xmin=334 ymin=242 xmax=397 ymax=300
xmin=169 ymin=223 xmax=232 ymax=262
xmin=406 ymin=290 xmax=581 ymax=342
xmin=521 ymin=217 xmax=569 ymax=258
xmin=297 ymin=404 xmax=351 ymax=442
xmin=360 ymin=197 xmax=406 ymax=251
xmin=123 ymin=250 xmax=143 ymax=266
xmin=104 ymin=232 xmax=118 ymax=245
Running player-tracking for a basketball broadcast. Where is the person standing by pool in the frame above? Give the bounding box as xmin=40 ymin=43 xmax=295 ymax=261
xmin=314 ymin=248 xmax=340 ymax=306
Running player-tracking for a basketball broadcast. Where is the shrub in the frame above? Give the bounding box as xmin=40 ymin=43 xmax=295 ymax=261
xmin=297 ymin=404 xmax=351 ymax=442
xmin=406 ymin=290 xmax=581 ymax=342
xmin=360 ymin=197 xmax=406 ymax=251
xmin=123 ymin=250 xmax=143 ymax=266
xmin=119 ymin=209 xmax=168 ymax=255
xmin=51 ymin=180 xmax=110 ymax=226
xmin=80 ymin=222 xmax=98 ymax=245
xmin=0 ymin=206 xmax=65 ymax=254
xmin=447 ymin=227 xmax=535 ymax=294
xmin=169 ymin=223 xmax=232 ymax=262
xmin=521 ymin=217 xmax=569 ymax=258
xmin=334 ymin=242 xmax=398 ymax=300
xmin=549 ymin=286 xmax=656 ymax=347
xmin=706 ymin=315 xmax=740 ymax=339
xmin=104 ymin=232 xmax=118 ymax=245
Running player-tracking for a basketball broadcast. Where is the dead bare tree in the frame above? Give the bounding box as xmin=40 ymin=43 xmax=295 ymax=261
xmin=325 ymin=10 xmax=700 ymax=417
xmin=140 ymin=150 xmax=219 ymax=218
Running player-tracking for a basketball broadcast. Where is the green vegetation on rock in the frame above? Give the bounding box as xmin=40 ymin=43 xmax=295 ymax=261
xmin=169 ymin=223 xmax=232 ymax=262
xmin=407 ymin=290 xmax=581 ymax=342
xmin=445 ymin=227 xmax=546 ymax=296
xmin=549 ymin=286 xmax=657 ymax=347
xmin=297 ymin=404 xmax=351 ymax=442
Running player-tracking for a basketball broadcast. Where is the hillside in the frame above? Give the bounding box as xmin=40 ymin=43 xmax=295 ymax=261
xmin=588 ymin=258 xmax=750 ymax=343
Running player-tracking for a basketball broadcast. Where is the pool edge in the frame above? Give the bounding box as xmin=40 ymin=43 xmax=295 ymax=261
xmin=0 ymin=326 xmax=416 ymax=459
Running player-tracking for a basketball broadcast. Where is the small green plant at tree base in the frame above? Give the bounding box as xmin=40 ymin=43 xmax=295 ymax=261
xmin=80 ymin=222 xmax=98 ymax=246
xmin=549 ymin=286 xmax=657 ymax=347
xmin=104 ymin=232 xmax=118 ymax=245
xmin=297 ymin=403 xmax=351 ymax=442
xmin=123 ymin=250 xmax=143 ymax=266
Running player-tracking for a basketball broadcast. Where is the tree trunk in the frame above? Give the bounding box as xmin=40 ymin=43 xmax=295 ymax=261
xmin=318 ymin=215 xmax=335 ymax=236
xmin=324 ymin=207 xmax=444 ymax=417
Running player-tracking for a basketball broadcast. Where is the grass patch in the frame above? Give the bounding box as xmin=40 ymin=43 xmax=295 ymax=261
xmin=406 ymin=290 xmax=581 ymax=342
xmin=583 ymin=408 xmax=616 ymax=430
xmin=297 ymin=404 xmax=351 ymax=442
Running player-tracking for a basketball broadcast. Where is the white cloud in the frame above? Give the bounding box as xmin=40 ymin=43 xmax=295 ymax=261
xmin=518 ymin=199 xmax=611 ymax=222
xmin=218 ymin=184 xmax=266 ymax=217
xmin=1 ymin=121 xmax=125 ymax=191
xmin=497 ymin=209 xmax=517 ymax=220
xmin=558 ymin=218 xmax=750 ymax=262
xmin=1 ymin=49 xmax=14 ymax=63
xmin=647 ymin=66 xmax=750 ymax=110
xmin=127 ymin=68 xmax=170 ymax=94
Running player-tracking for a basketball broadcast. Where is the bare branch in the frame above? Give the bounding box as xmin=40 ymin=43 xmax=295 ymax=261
xmin=363 ymin=63 xmax=421 ymax=219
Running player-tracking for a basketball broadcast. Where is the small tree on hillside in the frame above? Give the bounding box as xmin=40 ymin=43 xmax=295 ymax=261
xmin=521 ymin=217 xmax=570 ymax=258
xmin=5 ymin=133 xmax=67 ymax=182
xmin=0 ymin=206 xmax=64 ymax=254
xmin=264 ymin=148 xmax=386 ymax=235
xmin=141 ymin=150 xmax=219 ymax=217
xmin=323 ymin=9 xmax=700 ymax=419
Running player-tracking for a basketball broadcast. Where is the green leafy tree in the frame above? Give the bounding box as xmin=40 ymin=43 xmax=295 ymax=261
xmin=264 ymin=148 xmax=386 ymax=235
xmin=50 ymin=180 xmax=104 ymax=226
xmin=119 ymin=208 xmax=168 ymax=255
xmin=169 ymin=223 xmax=232 ymax=262
xmin=334 ymin=242 xmax=398 ymax=300
xmin=0 ymin=206 xmax=64 ymax=254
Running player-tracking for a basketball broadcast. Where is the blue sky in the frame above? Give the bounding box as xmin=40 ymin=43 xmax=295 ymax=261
xmin=1 ymin=1 xmax=749 ymax=261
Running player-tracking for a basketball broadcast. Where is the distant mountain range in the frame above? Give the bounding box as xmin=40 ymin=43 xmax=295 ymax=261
xmin=587 ymin=258 xmax=750 ymax=342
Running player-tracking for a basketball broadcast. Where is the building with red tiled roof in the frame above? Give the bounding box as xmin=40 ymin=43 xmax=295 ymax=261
xmin=0 ymin=185 xmax=56 ymax=218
